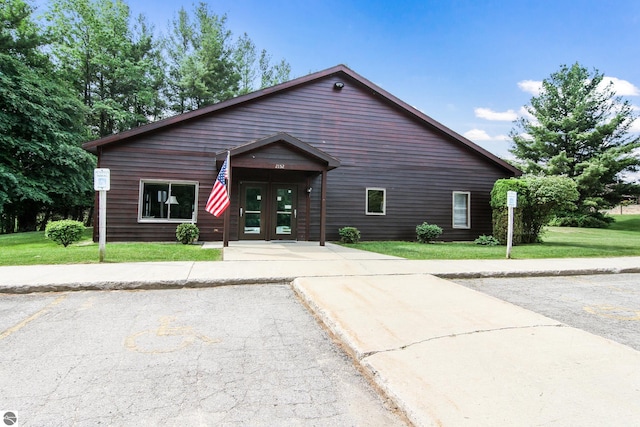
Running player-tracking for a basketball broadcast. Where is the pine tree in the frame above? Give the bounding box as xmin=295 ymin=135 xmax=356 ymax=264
xmin=510 ymin=63 xmax=640 ymax=217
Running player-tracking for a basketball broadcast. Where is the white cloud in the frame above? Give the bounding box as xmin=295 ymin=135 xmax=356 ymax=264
xmin=601 ymin=76 xmax=640 ymax=96
xmin=519 ymin=76 xmax=639 ymax=97
xmin=518 ymin=106 xmax=540 ymax=125
xmin=518 ymin=80 xmax=543 ymax=95
xmin=463 ymin=129 xmax=510 ymax=142
xmin=518 ymin=106 xmax=532 ymax=118
xmin=464 ymin=129 xmax=491 ymax=140
xmin=629 ymin=117 xmax=640 ymax=132
xmin=474 ymin=108 xmax=518 ymax=121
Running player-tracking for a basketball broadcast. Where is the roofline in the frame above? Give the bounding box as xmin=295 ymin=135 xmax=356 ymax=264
xmin=216 ymin=132 xmax=340 ymax=170
xmin=333 ymin=67 xmax=521 ymax=176
xmin=82 ymin=65 xmax=350 ymax=153
xmin=82 ymin=64 xmax=521 ymax=176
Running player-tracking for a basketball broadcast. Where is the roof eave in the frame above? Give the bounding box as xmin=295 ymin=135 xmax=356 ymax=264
xmin=82 ymin=63 xmax=521 ymax=176
xmin=335 ymin=67 xmax=522 ymax=176
xmin=82 ymin=65 xmax=349 ymax=153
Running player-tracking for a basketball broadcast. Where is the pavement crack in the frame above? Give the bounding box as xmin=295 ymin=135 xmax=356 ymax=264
xmin=361 ymin=324 xmax=565 ymax=359
xmin=185 ymin=262 xmax=196 ymax=283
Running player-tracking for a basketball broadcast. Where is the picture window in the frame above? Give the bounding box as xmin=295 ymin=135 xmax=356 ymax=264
xmin=139 ymin=180 xmax=198 ymax=222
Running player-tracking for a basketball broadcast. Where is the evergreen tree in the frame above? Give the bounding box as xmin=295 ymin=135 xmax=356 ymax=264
xmin=259 ymin=50 xmax=291 ymax=89
xmin=165 ymin=2 xmax=291 ymax=113
xmin=510 ymin=63 xmax=640 ymax=216
xmin=46 ymin=0 xmax=165 ymax=137
xmin=234 ymin=32 xmax=258 ymax=95
xmin=166 ymin=3 xmax=239 ymax=112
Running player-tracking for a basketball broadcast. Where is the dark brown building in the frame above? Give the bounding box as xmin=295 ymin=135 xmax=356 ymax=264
xmin=83 ymin=65 xmax=521 ymax=244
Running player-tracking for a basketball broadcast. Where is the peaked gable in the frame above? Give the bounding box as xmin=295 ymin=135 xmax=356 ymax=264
xmin=217 ymin=132 xmax=340 ymax=171
xmin=82 ymin=64 xmax=520 ymax=176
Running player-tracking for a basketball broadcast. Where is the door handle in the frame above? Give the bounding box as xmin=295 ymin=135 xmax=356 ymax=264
xmin=240 ymin=207 xmax=243 ymax=217
xmin=294 ymin=209 xmax=297 ymax=219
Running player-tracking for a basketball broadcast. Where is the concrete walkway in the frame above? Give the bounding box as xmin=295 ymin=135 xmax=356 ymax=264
xmin=1 ymin=242 xmax=640 ymax=426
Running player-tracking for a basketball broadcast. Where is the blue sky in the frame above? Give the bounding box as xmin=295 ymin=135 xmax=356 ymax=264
xmin=34 ymin=0 xmax=640 ymax=178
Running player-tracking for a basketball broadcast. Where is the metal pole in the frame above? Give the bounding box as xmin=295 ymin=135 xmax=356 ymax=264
xmin=99 ymin=190 xmax=107 ymax=262
xmin=506 ymin=206 xmax=513 ymax=259
xmin=320 ymin=170 xmax=327 ymax=246
xmin=223 ymin=151 xmax=231 ymax=247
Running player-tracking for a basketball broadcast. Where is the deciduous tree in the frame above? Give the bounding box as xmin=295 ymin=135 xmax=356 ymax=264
xmin=0 ymin=0 xmax=94 ymax=232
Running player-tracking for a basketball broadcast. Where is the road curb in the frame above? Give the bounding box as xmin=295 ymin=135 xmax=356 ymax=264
xmin=435 ymin=266 xmax=640 ymax=279
xmin=1 ymin=266 xmax=638 ymax=294
xmin=0 ymin=278 xmax=293 ymax=294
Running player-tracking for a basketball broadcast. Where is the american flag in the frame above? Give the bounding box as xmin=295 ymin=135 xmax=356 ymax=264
xmin=205 ymin=157 xmax=230 ymax=217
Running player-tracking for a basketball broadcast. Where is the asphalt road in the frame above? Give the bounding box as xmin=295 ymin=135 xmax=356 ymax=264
xmin=0 ymin=285 xmax=405 ymax=427
xmin=454 ymin=273 xmax=640 ymax=351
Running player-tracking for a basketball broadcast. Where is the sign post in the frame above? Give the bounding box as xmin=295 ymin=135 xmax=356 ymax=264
xmin=506 ymin=191 xmax=517 ymax=259
xmin=94 ymin=168 xmax=110 ymax=262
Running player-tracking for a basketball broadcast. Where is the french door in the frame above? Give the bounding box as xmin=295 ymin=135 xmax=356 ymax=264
xmin=239 ymin=183 xmax=297 ymax=240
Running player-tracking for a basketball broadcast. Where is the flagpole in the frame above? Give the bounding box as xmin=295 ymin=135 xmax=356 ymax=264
xmin=223 ymin=151 xmax=231 ymax=248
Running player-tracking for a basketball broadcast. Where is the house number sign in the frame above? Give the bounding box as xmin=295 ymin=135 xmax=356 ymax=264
xmin=275 ymin=164 xmax=285 ymax=169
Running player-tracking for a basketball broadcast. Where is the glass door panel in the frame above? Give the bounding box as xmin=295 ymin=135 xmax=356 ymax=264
xmin=240 ymin=183 xmax=267 ymax=239
xmin=273 ymin=185 xmax=296 ymax=239
xmin=244 ymin=187 xmax=262 ymax=234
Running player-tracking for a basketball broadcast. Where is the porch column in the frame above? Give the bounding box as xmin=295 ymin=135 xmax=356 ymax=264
xmin=320 ymin=169 xmax=327 ymax=246
xmin=223 ymin=160 xmax=232 ymax=247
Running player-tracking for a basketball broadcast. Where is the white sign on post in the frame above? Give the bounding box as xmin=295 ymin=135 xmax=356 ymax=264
xmin=94 ymin=169 xmax=110 ymax=262
xmin=506 ymin=191 xmax=517 ymax=259
xmin=94 ymin=168 xmax=110 ymax=191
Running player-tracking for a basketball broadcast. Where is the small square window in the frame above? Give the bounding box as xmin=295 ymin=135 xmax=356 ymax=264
xmin=452 ymin=192 xmax=470 ymax=228
xmin=139 ymin=180 xmax=198 ymax=223
xmin=366 ymin=188 xmax=386 ymax=215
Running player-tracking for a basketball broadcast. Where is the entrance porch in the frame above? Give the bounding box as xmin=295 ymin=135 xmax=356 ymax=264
xmin=215 ymin=132 xmax=340 ymax=245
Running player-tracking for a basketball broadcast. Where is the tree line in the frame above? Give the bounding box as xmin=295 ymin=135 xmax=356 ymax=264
xmin=1 ymin=0 xmax=291 ymax=233
xmin=2 ymin=1 xmax=638 ymax=236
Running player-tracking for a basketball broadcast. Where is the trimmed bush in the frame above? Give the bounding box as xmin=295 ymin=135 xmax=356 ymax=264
xmin=45 ymin=220 xmax=85 ymax=247
xmin=416 ymin=222 xmax=442 ymax=243
xmin=176 ymin=223 xmax=200 ymax=244
xmin=491 ymin=175 xmax=579 ymax=244
xmin=474 ymin=234 xmax=500 ymax=246
xmin=338 ymin=226 xmax=361 ymax=244
xmin=549 ymin=212 xmax=613 ymax=228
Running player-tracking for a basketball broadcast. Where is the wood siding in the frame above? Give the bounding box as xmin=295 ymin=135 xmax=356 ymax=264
xmin=97 ymin=71 xmax=516 ymax=242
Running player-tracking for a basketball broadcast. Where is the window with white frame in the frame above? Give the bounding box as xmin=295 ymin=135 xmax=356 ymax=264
xmin=366 ymin=188 xmax=386 ymax=215
xmin=452 ymin=191 xmax=470 ymax=228
xmin=139 ymin=180 xmax=198 ymax=222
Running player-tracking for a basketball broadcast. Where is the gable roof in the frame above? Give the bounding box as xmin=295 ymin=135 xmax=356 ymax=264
xmin=217 ymin=132 xmax=340 ymax=170
xmin=82 ymin=64 xmax=520 ymax=175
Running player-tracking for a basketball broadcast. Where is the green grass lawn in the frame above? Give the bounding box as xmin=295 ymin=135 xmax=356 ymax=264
xmin=1 ymin=215 xmax=638 ymax=265
xmin=348 ymin=215 xmax=640 ymax=260
xmin=0 ymin=228 xmax=221 ymax=266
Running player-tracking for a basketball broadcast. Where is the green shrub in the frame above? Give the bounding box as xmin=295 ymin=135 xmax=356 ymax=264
xmin=176 ymin=223 xmax=200 ymax=244
xmin=474 ymin=234 xmax=500 ymax=246
xmin=549 ymin=212 xmax=613 ymax=228
xmin=45 ymin=220 xmax=86 ymax=247
xmin=491 ymin=175 xmax=579 ymax=243
xmin=416 ymin=222 xmax=443 ymax=243
xmin=339 ymin=226 xmax=361 ymax=244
